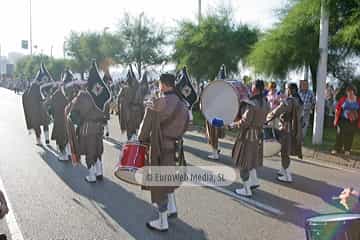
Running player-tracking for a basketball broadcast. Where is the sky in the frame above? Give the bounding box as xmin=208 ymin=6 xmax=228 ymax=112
xmin=0 ymin=0 xmax=286 ymax=58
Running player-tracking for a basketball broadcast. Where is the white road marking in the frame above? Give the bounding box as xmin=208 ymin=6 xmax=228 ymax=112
xmin=0 ymin=177 xmax=25 ymax=240
xmin=202 ymin=182 xmax=284 ymax=216
xmin=292 ymin=158 xmax=360 ymax=174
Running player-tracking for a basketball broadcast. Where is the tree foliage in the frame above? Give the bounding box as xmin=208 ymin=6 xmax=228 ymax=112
xmin=173 ymin=9 xmax=259 ymax=81
xmin=117 ymin=13 xmax=168 ymax=76
xmin=247 ymin=0 xmax=360 ymax=87
xmin=15 ymin=55 xmax=71 ymax=81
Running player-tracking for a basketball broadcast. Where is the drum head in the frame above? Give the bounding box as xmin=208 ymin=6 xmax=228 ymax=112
xmin=308 ymin=214 xmax=360 ymax=223
xmin=200 ymin=80 xmax=240 ymax=125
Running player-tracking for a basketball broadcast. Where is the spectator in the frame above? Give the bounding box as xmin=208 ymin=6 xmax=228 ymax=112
xmin=299 ymin=80 xmax=315 ymax=139
xmin=267 ymin=82 xmax=281 ymax=110
xmin=332 ymin=84 xmax=360 ymax=156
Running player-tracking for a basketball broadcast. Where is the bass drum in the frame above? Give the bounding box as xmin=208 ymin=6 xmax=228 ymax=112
xmin=200 ymin=80 xmax=249 ymax=125
xmin=263 ymin=126 xmax=281 ymax=157
xmin=305 ymin=213 xmax=360 ymax=240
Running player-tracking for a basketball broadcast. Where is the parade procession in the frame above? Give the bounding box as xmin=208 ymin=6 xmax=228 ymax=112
xmin=0 ymin=0 xmax=360 ymax=239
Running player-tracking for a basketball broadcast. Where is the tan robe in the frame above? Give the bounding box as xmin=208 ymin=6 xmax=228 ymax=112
xmin=68 ymin=90 xmax=105 ymax=168
xmin=232 ymin=98 xmax=270 ymax=170
xmin=22 ymin=82 xmax=50 ymax=136
xmin=44 ymin=88 xmax=69 ymax=151
xmin=138 ymin=92 xmax=189 ymax=205
xmin=267 ymin=97 xmax=303 ymax=161
xmin=117 ymin=86 xmax=144 ymax=136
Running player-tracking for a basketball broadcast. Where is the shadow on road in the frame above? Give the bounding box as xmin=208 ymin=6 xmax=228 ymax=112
xmin=184 ymin=143 xmax=345 ymax=229
xmin=184 ymin=133 xmax=234 ymax=151
xmin=38 ymin=145 xmax=207 ymax=240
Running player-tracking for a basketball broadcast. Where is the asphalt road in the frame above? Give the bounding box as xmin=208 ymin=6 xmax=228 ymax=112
xmin=0 ymin=87 xmax=359 ymax=240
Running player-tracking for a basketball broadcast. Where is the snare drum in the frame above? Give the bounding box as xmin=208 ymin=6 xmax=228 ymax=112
xmin=263 ymin=126 xmax=281 ymax=157
xmin=114 ymin=142 xmax=147 ymax=185
xmin=200 ymin=80 xmax=249 ymax=125
xmin=305 ymin=213 xmax=360 ymax=240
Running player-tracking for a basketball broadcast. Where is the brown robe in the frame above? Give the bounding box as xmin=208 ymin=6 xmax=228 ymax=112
xmin=22 ymin=82 xmax=50 ymax=136
xmin=117 ymin=86 xmax=144 ymax=136
xmin=232 ymin=98 xmax=270 ymax=170
xmin=205 ymin=121 xmax=225 ymax=149
xmin=267 ymin=97 xmax=303 ymax=160
xmin=138 ymin=92 xmax=189 ymax=205
xmin=68 ymin=90 xmax=105 ymax=168
xmin=44 ymin=88 xmax=69 ymax=151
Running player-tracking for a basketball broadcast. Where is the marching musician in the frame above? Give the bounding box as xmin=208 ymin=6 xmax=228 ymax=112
xmin=117 ymin=65 xmax=145 ymax=140
xmin=138 ymin=73 xmax=189 ymax=232
xmin=266 ymin=83 xmax=303 ymax=183
xmin=22 ymin=63 xmax=52 ymax=145
xmin=66 ymin=60 xmax=111 ymax=183
xmin=206 ymin=64 xmax=227 ymax=160
xmin=44 ymin=69 xmax=78 ymax=161
xmin=231 ymin=80 xmax=270 ymax=197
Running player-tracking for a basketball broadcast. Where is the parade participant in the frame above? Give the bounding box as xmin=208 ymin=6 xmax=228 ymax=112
xmin=231 ymin=80 xmax=270 ymax=197
xmin=117 ymin=65 xmax=145 ymax=140
xmin=138 ymin=73 xmax=189 ymax=232
xmin=206 ymin=65 xmax=227 ymax=160
xmin=338 ymin=187 xmax=360 ymax=213
xmin=67 ymin=60 xmax=111 ymax=183
xmin=267 ymin=82 xmax=281 ymax=110
xmin=44 ymin=69 xmax=76 ymax=161
xmin=299 ymin=80 xmax=315 ymax=140
xmin=22 ymin=63 xmax=52 ymax=145
xmin=267 ymin=83 xmax=303 ymax=183
xmin=102 ymin=72 xmax=112 ymax=137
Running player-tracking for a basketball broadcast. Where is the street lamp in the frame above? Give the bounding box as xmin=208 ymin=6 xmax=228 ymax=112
xmin=29 ymin=0 xmax=33 ymax=56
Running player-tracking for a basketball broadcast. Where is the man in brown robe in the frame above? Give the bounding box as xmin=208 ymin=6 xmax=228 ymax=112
xmin=267 ymin=83 xmax=303 ymax=183
xmin=44 ymin=69 xmax=75 ymax=161
xmin=22 ymin=63 xmax=52 ymax=145
xmin=231 ymin=80 xmax=270 ymax=197
xmin=138 ymin=73 xmax=189 ymax=232
xmin=67 ymin=61 xmax=110 ymax=183
xmin=117 ymin=65 xmax=145 ymax=140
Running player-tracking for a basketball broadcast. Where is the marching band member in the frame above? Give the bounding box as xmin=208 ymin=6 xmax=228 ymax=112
xmin=44 ymin=69 xmax=77 ymax=161
xmin=231 ymin=80 xmax=269 ymax=197
xmin=67 ymin=60 xmax=111 ymax=183
xmin=266 ymin=83 xmax=303 ymax=183
xmin=138 ymin=73 xmax=189 ymax=232
xmin=22 ymin=63 xmax=52 ymax=145
xmin=206 ymin=64 xmax=227 ymax=160
xmin=117 ymin=65 xmax=145 ymax=140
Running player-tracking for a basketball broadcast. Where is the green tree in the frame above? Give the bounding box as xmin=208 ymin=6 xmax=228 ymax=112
xmin=173 ymin=9 xmax=259 ymax=82
xmin=65 ymin=31 xmax=124 ymax=78
xmin=117 ymin=13 xmax=168 ymax=76
xmin=247 ymin=0 xmax=360 ymax=88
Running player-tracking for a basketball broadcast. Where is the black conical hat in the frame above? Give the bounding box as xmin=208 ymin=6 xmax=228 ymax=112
xmin=126 ymin=64 xmax=138 ymax=86
xmin=140 ymin=71 xmax=149 ymax=94
xmin=87 ymin=60 xmax=111 ymax=112
xmin=175 ymin=66 xmax=198 ymax=108
xmin=218 ymin=64 xmax=227 ymax=80
xmin=62 ymin=68 xmax=74 ymax=85
xmin=34 ymin=62 xmax=53 ymax=83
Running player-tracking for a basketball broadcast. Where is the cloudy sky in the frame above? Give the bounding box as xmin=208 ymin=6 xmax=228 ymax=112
xmin=0 ymin=0 xmax=286 ymax=58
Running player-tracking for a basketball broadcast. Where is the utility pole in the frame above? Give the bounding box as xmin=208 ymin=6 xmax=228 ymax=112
xmin=138 ymin=12 xmax=144 ymax=77
xmin=312 ymin=0 xmax=329 ymax=144
xmin=29 ymin=0 xmax=33 ymax=56
xmin=198 ymin=0 xmax=202 ymax=25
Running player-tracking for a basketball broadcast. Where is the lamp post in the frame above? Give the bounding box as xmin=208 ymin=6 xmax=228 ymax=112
xmin=29 ymin=0 xmax=33 ymax=56
xmin=312 ymin=0 xmax=329 ymax=144
xmin=198 ymin=0 xmax=202 ymax=25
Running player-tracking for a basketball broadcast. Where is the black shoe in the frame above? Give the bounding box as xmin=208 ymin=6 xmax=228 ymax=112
xmin=96 ymin=175 xmax=103 ymax=180
xmin=250 ymin=185 xmax=260 ymax=190
xmin=168 ymin=212 xmax=178 ymax=218
xmin=105 ymin=132 xmax=109 ymax=137
xmin=45 ymin=140 xmax=50 ymax=145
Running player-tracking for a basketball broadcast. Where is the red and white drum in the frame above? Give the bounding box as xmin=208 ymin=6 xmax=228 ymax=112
xmin=200 ymin=80 xmax=249 ymax=125
xmin=114 ymin=142 xmax=148 ymax=185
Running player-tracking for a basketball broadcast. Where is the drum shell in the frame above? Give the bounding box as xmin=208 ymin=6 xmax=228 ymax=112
xmin=200 ymin=80 xmax=248 ymax=125
xmin=120 ymin=143 xmax=147 ymax=168
xmin=305 ymin=214 xmax=360 ymax=240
